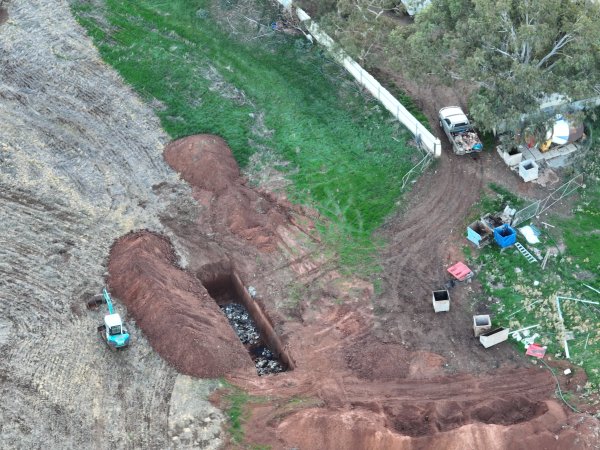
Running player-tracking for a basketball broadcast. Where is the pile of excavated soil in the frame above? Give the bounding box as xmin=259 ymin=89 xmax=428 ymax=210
xmin=107 ymin=231 xmax=254 ymax=378
xmin=164 ymin=135 xmax=292 ymax=252
xmin=276 ymin=400 xmax=599 ymax=450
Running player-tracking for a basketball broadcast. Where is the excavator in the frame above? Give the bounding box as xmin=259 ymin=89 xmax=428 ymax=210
xmin=88 ymin=288 xmax=130 ymax=349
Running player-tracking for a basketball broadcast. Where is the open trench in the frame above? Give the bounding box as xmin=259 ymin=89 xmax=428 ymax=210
xmin=197 ymin=264 xmax=293 ymax=376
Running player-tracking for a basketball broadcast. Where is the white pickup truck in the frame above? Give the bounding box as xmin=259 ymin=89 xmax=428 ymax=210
xmin=438 ymin=107 xmax=483 ymax=155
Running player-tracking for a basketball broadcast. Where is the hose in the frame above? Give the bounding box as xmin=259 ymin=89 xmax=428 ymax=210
xmin=539 ymin=359 xmax=581 ymax=413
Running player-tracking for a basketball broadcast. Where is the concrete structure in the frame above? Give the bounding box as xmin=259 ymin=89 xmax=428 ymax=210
xmin=497 ymin=145 xmax=523 ymax=167
xmin=520 ymin=142 xmax=580 ymax=168
xmin=432 ymin=290 xmax=450 ymax=312
xmin=479 ymin=327 xmax=510 ymax=348
xmin=518 ymin=159 xmax=539 ymax=182
xmin=473 ymin=315 xmax=492 ymax=337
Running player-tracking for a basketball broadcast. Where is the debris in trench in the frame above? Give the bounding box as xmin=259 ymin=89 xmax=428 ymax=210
xmin=221 ymin=303 xmax=260 ymax=345
xmin=220 ymin=303 xmax=285 ymax=375
xmin=252 ymin=346 xmax=285 ymax=376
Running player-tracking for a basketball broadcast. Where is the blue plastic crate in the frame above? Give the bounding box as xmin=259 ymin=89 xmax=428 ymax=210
xmin=494 ymin=224 xmax=517 ymax=248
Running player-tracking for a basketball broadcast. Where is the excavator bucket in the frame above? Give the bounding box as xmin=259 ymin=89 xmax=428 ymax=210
xmin=87 ymin=294 xmax=105 ymax=310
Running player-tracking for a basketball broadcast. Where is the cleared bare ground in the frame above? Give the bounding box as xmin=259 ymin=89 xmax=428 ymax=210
xmin=0 ymin=1 xmax=223 ymax=448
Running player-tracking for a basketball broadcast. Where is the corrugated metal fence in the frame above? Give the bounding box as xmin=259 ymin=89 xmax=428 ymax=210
xmin=277 ymin=1 xmax=441 ymax=157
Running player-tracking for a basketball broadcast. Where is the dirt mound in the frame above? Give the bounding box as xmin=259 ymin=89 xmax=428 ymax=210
xmin=164 ymin=135 xmax=292 ymax=251
xmin=382 ymin=395 xmax=546 ymax=437
xmin=277 ymin=401 xmax=598 ymax=450
xmin=107 ymin=230 xmax=254 ymax=378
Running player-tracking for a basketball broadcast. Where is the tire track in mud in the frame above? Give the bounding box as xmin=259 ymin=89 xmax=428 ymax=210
xmin=374 ymin=146 xmax=525 ymax=371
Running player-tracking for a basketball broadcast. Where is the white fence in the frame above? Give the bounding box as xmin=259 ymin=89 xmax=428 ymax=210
xmin=277 ymin=2 xmax=442 ymax=157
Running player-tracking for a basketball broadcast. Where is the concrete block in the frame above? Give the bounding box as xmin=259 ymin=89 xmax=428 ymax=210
xmin=497 ymin=146 xmax=523 ymax=167
xmin=519 ymin=159 xmax=539 ymax=182
xmin=473 ymin=315 xmax=492 ymax=337
xmin=432 ymin=290 xmax=450 ymax=313
xmin=479 ymin=327 xmax=510 ymax=348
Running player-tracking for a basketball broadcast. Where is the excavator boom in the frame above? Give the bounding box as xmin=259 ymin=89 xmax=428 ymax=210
xmin=102 ymin=287 xmax=115 ymax=315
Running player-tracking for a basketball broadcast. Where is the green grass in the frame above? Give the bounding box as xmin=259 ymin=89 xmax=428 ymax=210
xmin=220 ymin=382 xmax=270 ymax=446
xmin=225 ymin=387 xmax=250 ymax=444
xmin=71 ymin=0 xmax=417 ymax=272
xmin=467 ymin=118 xmax=600 ymax=399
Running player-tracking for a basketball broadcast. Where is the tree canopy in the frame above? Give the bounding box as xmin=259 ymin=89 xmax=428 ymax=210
xmin=396 ymin=0 xmax=600 ymax=131
xmin=313 ymin=0 xmax=600 ymax=133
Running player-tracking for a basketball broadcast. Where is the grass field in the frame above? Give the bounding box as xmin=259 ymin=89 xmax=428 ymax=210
xmin=467 ymin=121 xmax=600 ymax=400
xmin=71 ymin=0 xmax=420 ymax=270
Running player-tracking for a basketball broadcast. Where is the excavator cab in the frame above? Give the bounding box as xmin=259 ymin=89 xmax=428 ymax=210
xmin=89 ymin=288 xmax=130 ymax=349
xmin=103 ymin=313 xmax=130 ymax=348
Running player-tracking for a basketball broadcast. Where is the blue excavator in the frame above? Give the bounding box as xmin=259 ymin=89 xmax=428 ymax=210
xmin=88 ymin=288 xmax=130 ymax=349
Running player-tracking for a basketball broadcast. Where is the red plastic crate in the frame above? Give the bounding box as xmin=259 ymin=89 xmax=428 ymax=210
xmin=447 ymin=262 xmax=473 ymax=281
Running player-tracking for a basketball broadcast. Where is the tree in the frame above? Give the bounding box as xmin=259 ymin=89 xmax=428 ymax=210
xmin=392 ymin=0 xmax=600 ymax=132
xmin=308 ymin=0 xmax=406 ymax=64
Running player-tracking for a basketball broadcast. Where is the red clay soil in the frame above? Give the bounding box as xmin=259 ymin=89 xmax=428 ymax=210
xmin=108 ymin=134 xmax=599 ymax=449
xmin=163 ymin=135 xmax=293 ymax=252
xmin=107 ymin=231 xmax=254 ymax=378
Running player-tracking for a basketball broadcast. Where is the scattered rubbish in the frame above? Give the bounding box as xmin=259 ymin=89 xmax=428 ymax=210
xmin=447 ymin=262 xmax=473 ymax=282
xmin=501 ymin=205 xmax=517 ymax=222
xmin=533 ymin=280 xmax=540 ymax=286
xmin=541 ymin=222 xmax=555 ymax=229
xmin=480 ymin=327 xmax=510 ymax=348
xmin=515 ymin=242 xmax=537 ymax=263
xmin=563 ymin=368 xmax=572 ymax=376
xmin=583 ymin=284 xmax=600 ymax=295
xmin=557 ymin=295 xmax=599 ymax=305
xmin=523 ymin=333 xmax=540 ymax=347
xmin=539 ymin=359 xmax=581 ymax=413
xmin=247 ymin=286 xmax=257 ymax=298
xmin=541 ymin=250 xmax=551 ymax=270
xmin=555 ymin=297 xmax=570 ymax=359
xmin=466 ymin=209 xmax=513 ymax=248
xmin=518 ymin=225 xmax=541 ymax=244
xmin=432 ymin=290 xmax=450 ymax=313
xmin=565 ymin=331 xmax=575 ymax=341
xmin=494 ymin=224 xmax=517 ymax=248
xmin=585 ymin=333 xmax=590 ymax=350
xmin=526 ymin=343 xmax=546 ymax=358
xmin=220 ymin=303 xmax=285 ymax=375
xmin=251 ymin=346 xmax=285 ymax=376
xmin=509 ymin=324 xmax=540 ymax=335
xmin=513 ymin=332 xmax=522 ymax=341
xmin=473 ymin=315 xmax=492 ymax=337
xmin=221 ymin=303 xmax=261 ymax=345
xmin=519 ymin=159 xmax=539 ymax=182
xmin=515 ymin=267 xmax=522 ymax=273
